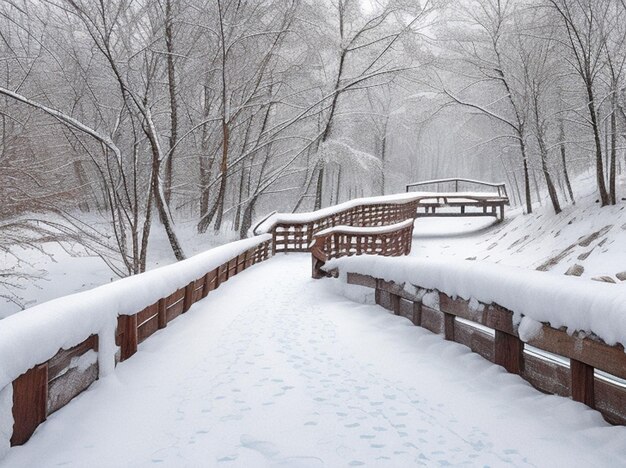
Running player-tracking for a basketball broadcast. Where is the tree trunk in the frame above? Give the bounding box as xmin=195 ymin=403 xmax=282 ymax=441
xmin=521 ymin=140 xmax=532 ymax=214
xmin=163 ymin=0 xmax=178 ymax=206
xmin=610 ymin=96 xmax=617 ymax=204
xmin=559 ymin=119 xmax=575 ymax=204
xmin=314 ymin=163 xmax=324 ymax=210
xmin=586 ymin=82 xmax=610 ymax=206
xmin=239 ymin=195 xmax=259 ymax=239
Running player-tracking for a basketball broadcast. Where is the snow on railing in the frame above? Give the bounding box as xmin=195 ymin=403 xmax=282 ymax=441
xmin=326 ymin=255 xmax=626 ymax=425
xmin=0 ymin=235 xmax=272 ymax=453
xmin=254 ymin=193 xmax=421 ymax=253
xmin=406 ymin=177 xmax=508 ymax=198
xmin=310 ymin=219 xmax=414 ymax=279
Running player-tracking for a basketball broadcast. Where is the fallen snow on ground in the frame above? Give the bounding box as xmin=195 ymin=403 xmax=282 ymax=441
xmin=3 ymin=256 xmax=625 ymax=467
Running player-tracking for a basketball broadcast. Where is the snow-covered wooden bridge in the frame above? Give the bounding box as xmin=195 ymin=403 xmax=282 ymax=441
xmin=1 ymin=192 xmax=626 ymax=467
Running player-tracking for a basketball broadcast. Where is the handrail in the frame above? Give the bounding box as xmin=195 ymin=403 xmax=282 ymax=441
xmin=310 ymin=219 xmax=414 ymax=279
xmin=334 ymin=268 xmax=626 ymax=426
xmin=3 ymin=236 xmax=273 ymax=448
xmin=264 ymin=197 xmax=420 ymax=253
xmin=251 ymin=210 xmax=277 ymax=236
xmin=406 ymin=178 xmax=508 ymax=199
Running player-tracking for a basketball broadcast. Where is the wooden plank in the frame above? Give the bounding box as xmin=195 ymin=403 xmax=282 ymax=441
xmin=47 ymin=335 xmax=98 ymax=380
xmin=453 ymin=321 xmax=493 ymax=362
xmin=571 ymin=359 xmax=594 ymax=407
xmin=136 ymin=303 xmax=158 ymax=327
xmin=137 ymin=315 xmax=159 ymax=343
xmin=526 ymin=325 xmax=626 ymax=380
xmin=421 ymin=305 xmax=442 ymax=335
xmin=346 ymin=272 xmax=377 ymax=289
xmin=521 ymin=352 xmax=569 ymax=397
xmin=166 ymin=299 xmax=184 ymax=323
xmin=594 ymin=378 xmax=626 ymax=425
xmin=11 ymin=364 xmax=48 ymax=446
xmin=166 ymin=288 xmax=185 ymax=307
xmin=439 ymin=294 xmax=484 ymax=323
xmin=48 ymin=357 xmax=98 ymax=416
xmin=494 ymin=330 xmax=523 ymax=374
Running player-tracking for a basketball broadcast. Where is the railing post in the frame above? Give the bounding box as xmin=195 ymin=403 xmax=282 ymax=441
xmin=494 ymin=330 xmax=523 ymax=374
xmin=571 ymin=359 xmax=594 ymax=407
xmin=443 ymin=313 xmax=455 ymax=341
xmin=118 ymin=314 xmax=138 ymax=361
xmin=390 ymin=293 xmax=401 ymax=316
xmin=412 ymin=302 xmax=422 ymax=326
xmin=157 ymin=298 xmax=167 ymax=329
xmin=11 ymin=364 xmax=48 ymax=445
xmin=183 ymin=282 xmax=194 ymax=312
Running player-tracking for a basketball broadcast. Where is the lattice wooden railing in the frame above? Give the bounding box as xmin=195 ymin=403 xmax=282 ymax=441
xmin=341 ymin=271 xmax=626 ymax=426
xmin=271 ymin=201 xmax=419 ymax=253
xmin=310 ymin=220 xmax=414 ymax=279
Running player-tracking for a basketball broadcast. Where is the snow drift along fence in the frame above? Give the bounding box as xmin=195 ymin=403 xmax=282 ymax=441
xmin=338 ymin=270 xmax=626 ymax=425
xmin=4 ymin=236 xmax=272 ymax=449
xmin=311 ymin=220 xmax=414 ymax=279
xmin=267 ymin=201 xmax=419 ymax=253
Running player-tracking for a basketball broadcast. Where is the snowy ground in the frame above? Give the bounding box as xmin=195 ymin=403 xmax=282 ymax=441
xmin=3 ymin=255 xmax=625 ymax=467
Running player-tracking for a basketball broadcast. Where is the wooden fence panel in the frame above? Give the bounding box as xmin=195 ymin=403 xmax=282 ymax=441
xmin=344 ymin=272 xmax=626 ymax=425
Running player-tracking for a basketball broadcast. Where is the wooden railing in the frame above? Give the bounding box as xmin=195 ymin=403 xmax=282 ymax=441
xmin=8 ymin=238 xmax=272 ymax=447
xmin=310 ymin=220 xmax=414 ymax=279
xmin=267 ymin=200 xmax=419 ymax=253
xmin=342 ymin=271 xmax=626 ymax=425
xmin=406 ymin=177 xmax=509 ymax=199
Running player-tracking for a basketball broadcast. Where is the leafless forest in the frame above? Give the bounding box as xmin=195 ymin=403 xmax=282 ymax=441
xmin=1 ymin=0 xmax=625 ymax=301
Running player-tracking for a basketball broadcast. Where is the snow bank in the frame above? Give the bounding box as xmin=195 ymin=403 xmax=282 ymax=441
xmin=327 ymin=255 xmax=626 ymax=348
xmin=254 ymin=193 xmax=422 ymax=233
xmin=0 ymin=235 xmax=271 ymax=395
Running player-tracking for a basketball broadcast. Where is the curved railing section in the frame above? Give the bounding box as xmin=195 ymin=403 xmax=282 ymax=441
xmin=326 ymin=258 xmax=626 ymax=426
xmin=254 ymin=193 xmax=420 ymax=253
xmin=310 ymin=219 xmax=414 ymax=279
xmin=1 ymin=235 xmax=272 ymax=449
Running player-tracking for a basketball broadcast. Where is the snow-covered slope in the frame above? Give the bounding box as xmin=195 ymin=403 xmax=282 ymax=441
xmin=410 ymin=171 xmax=626 ymax=281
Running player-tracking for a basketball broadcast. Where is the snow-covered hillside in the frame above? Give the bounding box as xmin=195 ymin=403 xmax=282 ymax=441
xmin=410 ymin=171 xmax=626 ymax=281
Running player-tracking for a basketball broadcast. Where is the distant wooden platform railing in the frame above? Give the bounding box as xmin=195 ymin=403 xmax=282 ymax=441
xmin=310 ymin=219 xmax=415 ymax=279
xmin=406 ymin=177 xmax=509 ymax=198
xmin=406 ymin=178 xmax=509 ymax=221
xmin=340 ymin=271 xmax=626 ymax=426
xmin=259 ymin=200 xmax=419 ymax=253
xmin=8 ymin=238 xmax=272 ymax=447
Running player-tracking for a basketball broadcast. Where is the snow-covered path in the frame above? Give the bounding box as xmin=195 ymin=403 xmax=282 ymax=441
xmin=3 ymin=255 xmax=626 ymax=467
